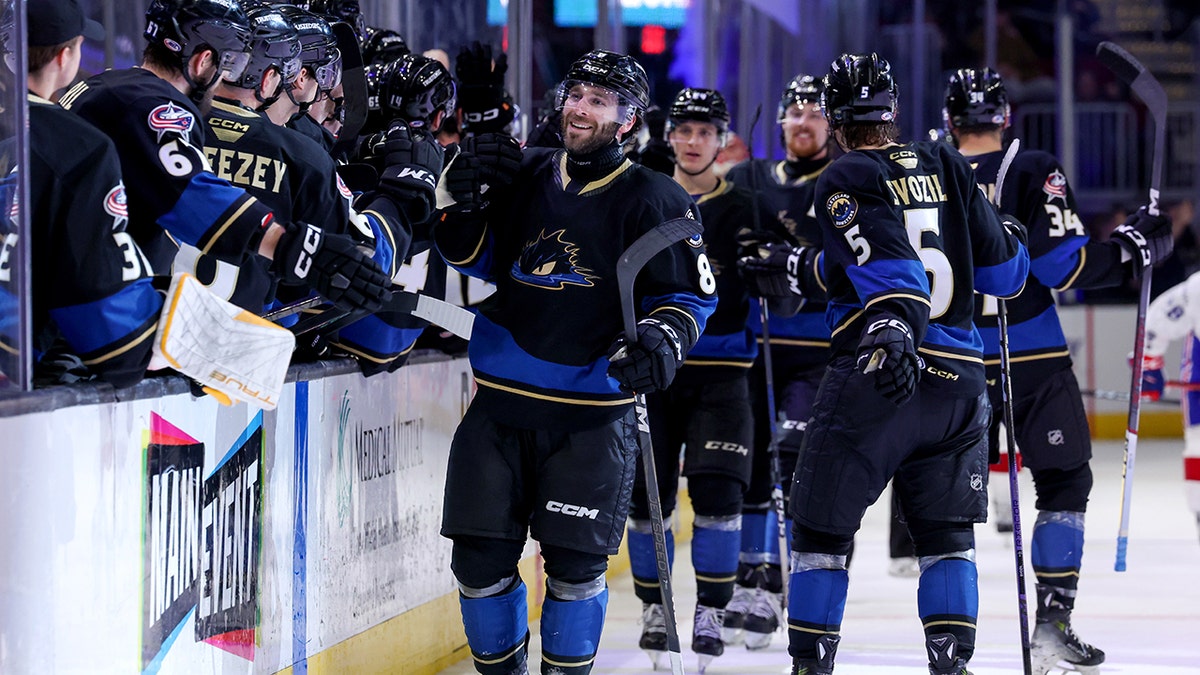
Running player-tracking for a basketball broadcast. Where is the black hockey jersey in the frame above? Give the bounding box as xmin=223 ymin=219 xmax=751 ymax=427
xmin=967 ymin=147 xmax=1132 ymax=394
xmin=287 ymin=111 xmax=336 ymax=155
xmin=676 ymin=178 xmax=759 ymax=384
xmin=816 ymin=140 xmax=1029 ymax=397
xmin=60 ymin=69 xmax=274 ymax=274
xmin=726 ymin=157 xmax=833 ymax=371
xmin=26 ymin=95 xmax=162 ymax=387
xmin=436 ymin=147 xmax=717 ymax=429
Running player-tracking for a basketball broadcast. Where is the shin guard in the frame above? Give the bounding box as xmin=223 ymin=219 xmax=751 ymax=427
xmin=460 ymin=579 xmax=529 ymax=674
xmin=917 ymin=554 xmax=978 ymax=662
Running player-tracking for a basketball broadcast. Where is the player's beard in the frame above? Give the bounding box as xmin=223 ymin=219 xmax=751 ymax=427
xmin=561 ymin=111 xmax=622 ymax=156
xmin=786 ymin=123 xmax=828 ymax=160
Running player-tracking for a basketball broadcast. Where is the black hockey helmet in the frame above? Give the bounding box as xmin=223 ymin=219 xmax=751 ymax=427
xmin=362 ymin=26 xmax=410 ymax=66
xmin=144 ymin=0 xmax=251 ymax=80
xmin=225 ymin=6 xmax=301 ymax=91
xmin=820 ymin=52 xmax=898 ymax=128
xmin=380 ymin=53 xmax=457 ymax=129
xmin=555 ymin=49 xmax=651 ymax=119
xmin=943 ymin=67 xmax=1009 ymax=129
xmin=777 ymin=74 xmax=823 ymax=121
xmin=667 ymin=87 xmax=730 ymax=134
xmin=275 ymin=6 xmax=341 ymax=93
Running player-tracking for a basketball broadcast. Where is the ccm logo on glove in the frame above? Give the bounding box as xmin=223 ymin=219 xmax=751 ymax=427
xmin=294 ymin=223 xmax=322 ymax=280
xmin=397 ymin=166 xmax=437 ymax=189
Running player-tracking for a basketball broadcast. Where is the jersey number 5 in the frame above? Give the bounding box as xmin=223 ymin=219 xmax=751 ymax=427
xmin=905 ymin=208 xmax=953 ymax=318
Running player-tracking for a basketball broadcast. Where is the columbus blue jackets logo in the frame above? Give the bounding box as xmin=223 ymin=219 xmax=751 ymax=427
xmin=827 ymin=192 xmax=858 ymax=228
xmin=511 ymin=229 xmax=598 ymax=290
xmin=1042 ymin=169 xmax=1068 ymax=203
xmin=103 ymin=182 xmax=129 ymax=231
xmin=147 ymin=102 xmax=195 ymax=142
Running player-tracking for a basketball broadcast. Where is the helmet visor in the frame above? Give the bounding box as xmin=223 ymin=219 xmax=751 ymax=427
xmin=314 ymin=47 xmax=342 ymax=91
xmin=220 ymin=50 xmax=251 ymax=82
xmin=555 ymin=80 xmax=634 ymax=126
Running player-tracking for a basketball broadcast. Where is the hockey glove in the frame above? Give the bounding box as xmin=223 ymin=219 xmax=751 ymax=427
xmin=734 ymin=227 xmax=789 ymax=258
xmin=273 ymin=223 xmax=390 ymax=313
xmin=857 ymin=316 xmax=923 ymax=405
xmin=375 ymin=120 xmax=445 ymax=222
xmin=461 ymin=132 xmax=522 ymax=188
xmin=444 ymin=149 xmax=483 ymax=209
xmin=999 ymin=213 xmax=1028 ymax=245
xmin=1111 ymin=206 xmax=1173 ymax=275
xmin=607 ymin=317 xmax=684 ymax=393
xmin=737 ymin=243 xmax=825 ymax=301
xmin=456 ymin=41 xmax=514 ymax=134
xmin=1131 ymin=353 xmax=1165 ymax=401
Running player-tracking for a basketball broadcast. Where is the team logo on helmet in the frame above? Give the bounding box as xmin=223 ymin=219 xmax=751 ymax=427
xmin=147 ymin=102 xmax=195 ymax=142
xmin=827 ymin=192 xmax=858 ymax=228
xmin=103 ymin=183 xmax=129 ymax=231
xmin=511 ymin=229 xmax=598 ymax=290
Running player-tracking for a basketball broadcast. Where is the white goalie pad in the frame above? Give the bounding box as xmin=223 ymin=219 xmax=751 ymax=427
xmin=151 ymin=273 xmax=295 ymax=410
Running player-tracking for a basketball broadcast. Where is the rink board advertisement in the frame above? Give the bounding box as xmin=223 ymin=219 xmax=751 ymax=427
xmin=0 ymin=358 xmax=472 ymax=675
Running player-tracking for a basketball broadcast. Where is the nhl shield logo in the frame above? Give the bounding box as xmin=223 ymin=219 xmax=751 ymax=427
xmin=1047 ymin=429 xmax=1065 ymax=446
xmin=970 ymin=473 xmax=984 ymax=491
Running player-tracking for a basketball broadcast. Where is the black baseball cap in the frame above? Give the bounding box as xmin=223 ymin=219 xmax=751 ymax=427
xmin=29 ymin=0 xmax=104 ymax=47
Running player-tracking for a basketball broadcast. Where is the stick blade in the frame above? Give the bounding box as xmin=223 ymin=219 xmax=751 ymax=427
xmin=1096 ymin=41 xmax=1168 ymax=110
xmin=615 ymin=217 xmax=704 ymax=340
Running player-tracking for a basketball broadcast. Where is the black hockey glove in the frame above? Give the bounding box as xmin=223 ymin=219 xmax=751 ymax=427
xmin=461 ymin=132 xmax=522 ymax=189
xmin=456 ymin=41 xmax=514 ymax=134
xmin=856 ymin=316 xmax=923 ymax=405
xmin=1111 ymin=206 xmax=1173 ymax=275
xmin=273 ymin=223 xmax=390 ymax=313
xmin=999 ymin=213 xmax=1028 ymax=245
xmin=737 ymin=243 xmax=825 ymax=302
xmin=526 ymin=110 xmax=564 ymax=149
xmin=734 ymin=228 xmax=789 ymax=258
xmin=444 ymin=149 xmax=483 ymax=209
xmin=374 ymin=120 xmax=445 ymax=222
xmin=606 ymin=317 xmax=684 ymax=393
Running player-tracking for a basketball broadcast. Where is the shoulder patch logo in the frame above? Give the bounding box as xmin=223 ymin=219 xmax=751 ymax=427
xmin=1042 ymin=169 xmax=1068 ymax=203
xmin=148 ymin=102 xmax=195 ymax=142
xmin=889 ymin=149 xmax=919 ymax=170
xmin=827 ymin=192 xmax=858 ymax=229
xmin=686 ymin=233 xmax=704 ymax=249
xmin=335 ymin=174 xmax=353 ymax=200
xmin=103 ymin=182 xmax=129 ymax=231
xmin=510 ymin=229 xmax=599 ymax=290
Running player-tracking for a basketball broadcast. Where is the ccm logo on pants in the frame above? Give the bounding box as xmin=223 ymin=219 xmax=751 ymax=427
xmin=546 ymin=501 xmax=599 ymax=520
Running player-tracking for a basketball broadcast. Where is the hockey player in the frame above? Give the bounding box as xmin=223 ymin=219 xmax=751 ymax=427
xmin=625 ymin=87 xmax=757 ymax=671
xmin=434 ymin=50 xmax=716 ymax=675
xmin=721 ymin=73 xmax=834 ymax=650
xmin=785 ymin=53 xmax=1029 ymax=675
xmin=1138 ymin=268 xmax=1200 ymax=543
xmin=59 ymin=0 xmax=389 ymax=318
xmin=277 ymin=5 xmax=342 ymax=154
xmin=18 ymin=0 xmax=161 ymax=387
xmin=944 ymin=67 xmax=1172 ymax=674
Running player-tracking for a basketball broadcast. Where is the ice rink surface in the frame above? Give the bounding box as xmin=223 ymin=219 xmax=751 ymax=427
xmin=439 ymin=437 xmax=1200 ymax=674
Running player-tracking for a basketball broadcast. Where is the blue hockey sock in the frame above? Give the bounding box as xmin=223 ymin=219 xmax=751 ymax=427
xmin=1031 ymin=510 xmax=1085 ymax=614
xmin=460 ymin=578 xmax=529 ymax=674
xmin=786 ymin=567 xmax=848 ymax=660
xmin=541 ymin=587 xmax=608 ymax=674
xmin=692 ymin=515 xmax=741 ymax=607
xmin=627 ymin=518 xmax=674 ymax=605
xmin=917 ymin=556 xmax=978 ymax=660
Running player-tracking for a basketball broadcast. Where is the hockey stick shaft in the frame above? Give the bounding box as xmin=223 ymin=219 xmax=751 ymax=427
xmin=744 ymin=103 xmax=792 ymax=603
xmin=994 ymin=138 xmax=1033 ymax=675
xmin=1097 ymin=40 xmax=1168 ymax=571
xmin=616 ymin=216 xmax=704 ymax=675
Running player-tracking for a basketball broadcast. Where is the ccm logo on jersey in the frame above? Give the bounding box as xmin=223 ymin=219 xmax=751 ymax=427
xmin=147 ymin=102 xmax=195 ymax=142
xmin=546 ymin=501 xmax=599 ymax=520
xmin=780 ymin=419 xmax=807 ymax=431
xmin=925 ymin=365 xmax=960 ymax=381
xmin=704 ymin=440 xmax=749 ymax=456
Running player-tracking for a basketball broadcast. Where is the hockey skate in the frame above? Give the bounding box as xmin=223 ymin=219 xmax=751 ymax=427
xmin=639 ymin=602 xmax=668 ymax=669
xmin=1031 ymin=617 xmax=1105 ymax=674
xmin=791 ymin=634 xmax=839 ymax=675
xmin=742 ymin=587 xmax=783 ymax=650
xmin=926 ymin=632 xmax=973 ymax=674
xmin=692 ymin=604 xmax=725 ymax=673
xmin=721 ymin=583 xmax=754 ymax=646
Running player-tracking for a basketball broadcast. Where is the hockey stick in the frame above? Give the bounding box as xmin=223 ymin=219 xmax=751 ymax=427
xmin=1097 ymin=40 xmax=1168 ymax=572
xmin=262 ymin=295 xmax=326 ymax=323
xmin=289 ymin=289 xmax=475 ymax=340
xmin=744 ymin=104 xmax=792 ymax=609
xmin=329 ymin=21 xmax=368 ymax=159
xmin=993 ymin=138 xmax=1033 ymax=675
xmin=616 ymin=216 xmax=704 ymax=675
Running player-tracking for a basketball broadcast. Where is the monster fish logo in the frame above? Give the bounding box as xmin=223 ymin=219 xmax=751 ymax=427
xmin=511 ymin=229 xmax=598 ymax=290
